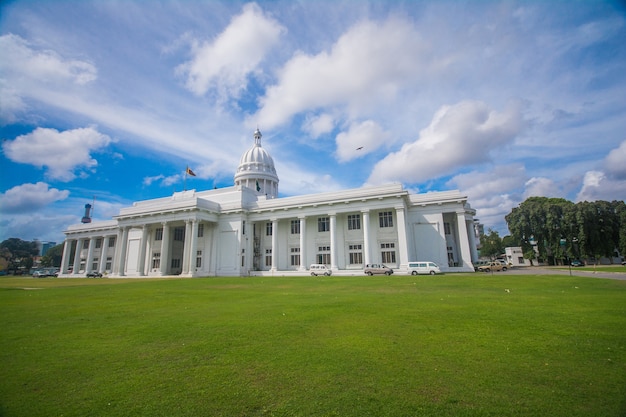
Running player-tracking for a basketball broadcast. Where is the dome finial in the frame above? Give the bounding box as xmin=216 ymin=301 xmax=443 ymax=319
xmin=254 ymin=127 xmax=262 ymax=146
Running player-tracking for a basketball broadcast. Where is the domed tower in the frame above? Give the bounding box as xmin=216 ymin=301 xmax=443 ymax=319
xmin=234 ymin=129 xmax=279 ymax=198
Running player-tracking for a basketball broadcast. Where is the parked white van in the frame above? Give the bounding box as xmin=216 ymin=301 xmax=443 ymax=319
xmin=309 ymin=264 xmax=332 ymax=276
xmin=407 ymin=261 xmax=441 ymax=275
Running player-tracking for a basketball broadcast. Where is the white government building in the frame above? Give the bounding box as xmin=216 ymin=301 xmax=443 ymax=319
xmin=59 ymin=129 xmax=478 ymax=277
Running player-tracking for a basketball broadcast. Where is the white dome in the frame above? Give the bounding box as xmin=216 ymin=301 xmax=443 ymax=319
xmin=234 ymin=129 xmax=279 ymax=197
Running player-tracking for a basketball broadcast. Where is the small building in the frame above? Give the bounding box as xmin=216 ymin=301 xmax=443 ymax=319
xmin=59 ymin=129 xmax=479 ymax=277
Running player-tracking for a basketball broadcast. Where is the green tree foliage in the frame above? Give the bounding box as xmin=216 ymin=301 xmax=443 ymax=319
xmin=40 ymin=243 xmax=64 ymax=267
xmin=0 ymin=238 xmax=39 ymax=273
xmin=505 ymin=197 xmax=574 ymax=264
xmin=506 ymin=198 xmax=626 ymax=265
xmin=480 ymin=229 xmax=503 ymax=260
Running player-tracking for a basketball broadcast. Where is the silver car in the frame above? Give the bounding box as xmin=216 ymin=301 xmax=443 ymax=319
xmin=364 ymin=264 xmax=393 ymax=276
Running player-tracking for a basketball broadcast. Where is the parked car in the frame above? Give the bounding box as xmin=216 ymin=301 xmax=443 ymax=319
xmin=477 ymin=262 xmax=507 ymax=272
xmin=364 ymin=264 xmax=393 ymax=276
xmin=309 ymin=264 xmax=332 ymax=276
xmin=407 ymin=261 xmax=441 ymax=275
xmin=86 ymin=271 xmax=103 ymax=278
xmin=571 ymin=260 xmax=585 ymax=267
xmin=32 ymin=270 xmax=46 ymax=278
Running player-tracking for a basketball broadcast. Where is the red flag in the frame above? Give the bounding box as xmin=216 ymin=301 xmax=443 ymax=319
xmin=186 ymin=166 xmax=196 ymax=177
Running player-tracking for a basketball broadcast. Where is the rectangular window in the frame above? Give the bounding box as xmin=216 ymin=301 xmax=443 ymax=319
xmin=198 ymin=223 xmax=204 ymax=238
xmin=290 ymin=247 xmax=300 ymax=266
xmin=83 ymin=240 xmax=89 ymax=249
xmin=106 ymin=257 xmax=112 ymax=270
xmin=291 ymin=220 xmax=300 ymax=234
xmin=174 ymin=227 xmax=184 ymax=241
xmin=381 ymin=242 xmax=396 ymax=264
xmin=379 ymin=211 xmax=394 ymax=228
xmin=95 ymin=238 xmax=102 ymax=249
xmin=155 ymin=227 xmax=163 ymax=241
xmin=266 ymin=222 xmax=273 ymax=236
xmin=348 ymin=214 xmax=361 ymax=230
xmin=171 ymin=258 xmax=181 ymax=269
xmin=92 ymin=258 xmax=99 ymax=271
xmin=318 ymin=217 xmax=330 ymax=232
xmin=444 ymin=222 xmax=451 ymax=235
xmin=108 ymin=237 xmax=116 ymax=247
xmin=265 ymin=249 xmax=272 ymax=267
xmin=242 ymin=221 xmax=246 ymax=236
xmin=196 ymin=251 xmax=202 ymax=268
xmin=317 ymin=245 xmax=331 ymax=265
xmin=349 ymin=244 xmax=363 ymax=265
xmin=152 ymin=252 xmax=161 ymax=269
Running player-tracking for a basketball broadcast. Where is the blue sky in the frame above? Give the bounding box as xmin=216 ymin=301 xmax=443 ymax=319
xmin=1 ymin=0 xmax=625 ymax=244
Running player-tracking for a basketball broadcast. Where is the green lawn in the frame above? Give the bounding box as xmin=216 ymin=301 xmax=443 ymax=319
xmin=1 ymin=274 xmax=625 ymax=417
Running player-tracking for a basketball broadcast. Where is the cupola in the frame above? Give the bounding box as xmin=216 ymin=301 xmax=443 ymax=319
xmin=234 ymin=129 xmax=279 ymax=198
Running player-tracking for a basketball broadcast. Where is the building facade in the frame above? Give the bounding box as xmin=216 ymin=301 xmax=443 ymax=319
xmin=60 ymin=130 xmax=478 ymax=277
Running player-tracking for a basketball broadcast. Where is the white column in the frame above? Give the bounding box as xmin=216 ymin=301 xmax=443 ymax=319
xmin=72 ymin=238 xmax=83 ymax=275
xmin=330 ymin=214 xmax=337 ymax=270
xmin=160 ymin=222 xmax=170 ymax=276
xmin=467 ymin=220 xmax=478 ymax=264
xmin=362 ymin=210 xmax=371 ymax=266
xmin=112 ymin=229 xmax=123 ymax=275
xmin=182 ymin=220 xmax=192 ymax=274
xmin=138 ymin=226 xmax=149 ymax=276
xmin=299 ymin=216 xmax=307 ymax=271
xmin=99 ymin=236 xmax=110 ymax=273
xmin=117 ymin=227 xmax=129 ymax=276
xmin=456 ymin=210 xmax=472 ymax=270
xmin=395 ymin=207 xmax=409 ymax=270
xmin=189 ymin=220 xmax=199 ymax=276
xmin=271 ymin=219 xmax=278 ymax=271
xmin=85 ymin=237 xmax=96 ymax=274
xmin=60 ymin=239 xmax=72 ymax=274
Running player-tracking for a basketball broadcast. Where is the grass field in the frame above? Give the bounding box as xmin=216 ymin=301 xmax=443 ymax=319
xmin=1 ymin=274 xmax=625 ymax=417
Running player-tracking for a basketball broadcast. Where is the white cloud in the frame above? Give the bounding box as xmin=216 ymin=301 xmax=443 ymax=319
xmin=302 ymin=113 xmax=335 ymax=138
xmin=0 ymin=182 xmax=69 ymax=214
xmin=2 ymin=126 xmax=112 ymax=181
xmin=253 ymin=16 xmax=430 ymax=129
xmin=576 ymin=170 xmax=626 ymax=202
xmin=335 ymin=120 xmax=391 ymax=162
xmin=0 ymin=33 xmax=96 ymax=85
xmin=523 ymin=177 xmax=563 ymax=199
xmin=367 ymin=100 xmax=525 ymax=185
xmin=604 ymin=140 xmax=626 ymax=180
xmin=0 ymin=79 xmax=27 ymax=125
xmin=177 ymin=2 xmax=284 ymax=98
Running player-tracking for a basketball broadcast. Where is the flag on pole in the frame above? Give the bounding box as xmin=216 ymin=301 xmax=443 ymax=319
xmin=186 ymin=166 xmax=196 ymax=177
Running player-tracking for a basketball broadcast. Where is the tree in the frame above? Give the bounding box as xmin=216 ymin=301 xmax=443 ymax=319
xmin=505 ymin=197 xmax=574 ymax=265
xmin=40 ymin=243 xmax=64 ymax=268
xmin=480 ymin=229 xmax=503 ymax=260
xmin=0 ymin=238 xmax=39 ymax=273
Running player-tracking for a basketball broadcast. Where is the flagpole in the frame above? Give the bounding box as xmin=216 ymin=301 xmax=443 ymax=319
xmin=184 ymin=166 xmax=188 ymax=191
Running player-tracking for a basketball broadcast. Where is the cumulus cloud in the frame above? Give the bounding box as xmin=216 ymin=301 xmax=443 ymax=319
xmin=177 ymin=3 xmax=284 ymax=98
xmin=576 ymin=170 xmax=626 ymax=202
xmin=2 ymin=126 xmax=112 ymax=181
xmin=367 ymin=100 xmax=524 ymax=185
xmin=335 ymin=120 xmax=391 ymax=162
xmin=253 ymin=16 xmax=430 ymax=128
xmin=0 ymin=182 xmax=69 ymax=214
xmin=604 ymin=140 xmax=626 ymax=179
xmin=523 ymin=177 xmax=563 ymax=199
xmin=302 ymin=113 xmax=335 ymax=138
